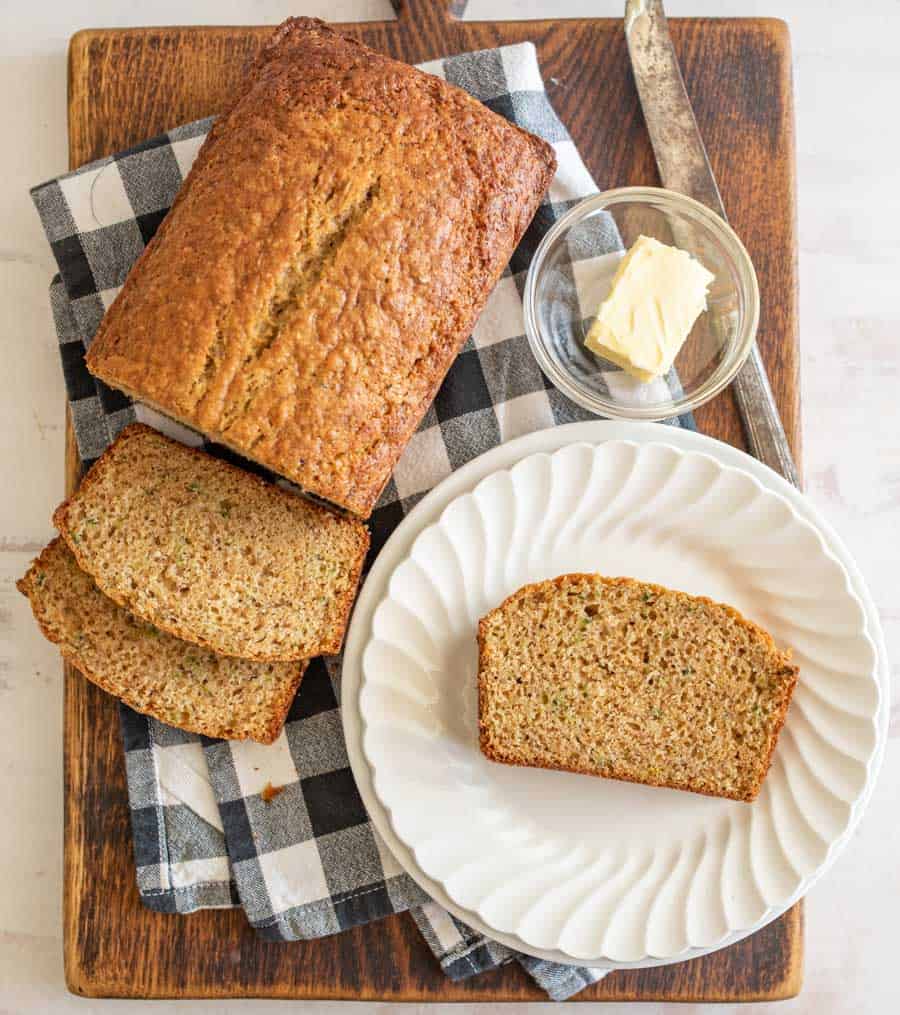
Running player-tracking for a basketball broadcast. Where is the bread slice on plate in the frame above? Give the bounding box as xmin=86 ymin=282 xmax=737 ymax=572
xmin=18 ymin=539 xmax=305 ymax=743
xmin=53 ymin=424 xmax=369 ymax=662
xmin=477 ymin=574 xmax=798 ymax=802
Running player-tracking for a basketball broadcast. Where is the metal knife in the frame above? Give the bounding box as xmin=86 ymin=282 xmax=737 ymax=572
xmin=624 ymin=0 xmax=801 ymax=489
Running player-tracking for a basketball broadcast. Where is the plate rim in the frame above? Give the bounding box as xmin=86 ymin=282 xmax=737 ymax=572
xmin=342 ymin=421 xmax=889 ymax=969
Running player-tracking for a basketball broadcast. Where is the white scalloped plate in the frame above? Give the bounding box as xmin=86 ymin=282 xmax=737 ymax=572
xmin=343 ymin=423 xmax=887 ymax=967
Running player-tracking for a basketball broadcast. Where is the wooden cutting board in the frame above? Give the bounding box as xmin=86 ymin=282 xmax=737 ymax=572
xmin=63 ymin=1 xmax=802 ymax=1001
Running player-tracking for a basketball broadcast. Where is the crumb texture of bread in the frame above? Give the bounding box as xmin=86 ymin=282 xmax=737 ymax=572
xmin=84 ymin=17 xmax=557 ymax=518
xmin=477 ymin=574 xmax=799 ymax=802
xmin=17 ymin=539 xmax=305 ymax=743
xmin=53 ymin=425 xmax=369 ymax=661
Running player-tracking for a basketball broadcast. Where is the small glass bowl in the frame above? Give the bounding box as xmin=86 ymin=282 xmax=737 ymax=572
xmin=523 ymin=187 xmax=759 ymax=420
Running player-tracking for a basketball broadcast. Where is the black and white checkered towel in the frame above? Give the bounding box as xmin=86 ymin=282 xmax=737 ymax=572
xmin=33 ymin=40 xmax=693 ymax=1001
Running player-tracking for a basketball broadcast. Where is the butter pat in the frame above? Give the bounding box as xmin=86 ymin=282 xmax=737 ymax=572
xmin=584 ymin=235 xmax=714 ymax=382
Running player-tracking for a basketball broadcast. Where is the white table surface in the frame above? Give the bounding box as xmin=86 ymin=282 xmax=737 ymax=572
xmin=2 ymin=1 xmax=897 ymax=1012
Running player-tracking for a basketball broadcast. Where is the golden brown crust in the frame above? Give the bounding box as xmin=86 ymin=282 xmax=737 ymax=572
xmin=254 ymin=662 xmax=308 ymax=745
xmin=18 ymin=538 xmax=305 ymax=743
xmin=86 ymin=18 xmax=557 ymax=519
xmin=478 ymin=742 xmax=759 ymax=803
xmin=477 ymin=573 xmax=799 ymax=802
xmin=750 ymin=656 xmax=799 ymax=797
xmin=53 ymin=424 xmax=369 ymax=662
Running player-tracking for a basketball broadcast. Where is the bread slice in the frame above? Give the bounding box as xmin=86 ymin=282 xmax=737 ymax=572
xmin=477 ymin=574 xmax=798 ymax=802
xmin=18 ymin=539 xmax=305 ymax=743
xmin=53 ymin=424 xmax=369 ymax=662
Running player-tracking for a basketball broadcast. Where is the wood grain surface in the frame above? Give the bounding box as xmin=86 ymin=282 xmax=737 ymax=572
xmin=63 ymin=0 xmax=802 ymax=1001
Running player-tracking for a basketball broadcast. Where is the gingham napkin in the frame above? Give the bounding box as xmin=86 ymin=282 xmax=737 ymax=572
xmin=33 ymin=41 xmax=693 ymax=1000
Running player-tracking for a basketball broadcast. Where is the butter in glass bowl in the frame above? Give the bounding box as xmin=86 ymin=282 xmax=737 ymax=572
xmin=583 ymin=234 xmax=715 ymax=383
xmin=523 ymin=187 xmax=759 ymax=421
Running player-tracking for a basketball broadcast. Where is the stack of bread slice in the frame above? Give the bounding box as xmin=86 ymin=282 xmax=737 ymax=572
xmin=18 ymin=425 xmax=369 ymax=743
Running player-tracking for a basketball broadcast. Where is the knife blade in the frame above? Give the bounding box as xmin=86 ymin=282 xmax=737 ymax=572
xmin=624 ymin=0 xmax=801 ymax=489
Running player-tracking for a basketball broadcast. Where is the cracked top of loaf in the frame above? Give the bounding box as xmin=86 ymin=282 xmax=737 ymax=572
xmin=85 ymin=17 xmax=556 ymax=517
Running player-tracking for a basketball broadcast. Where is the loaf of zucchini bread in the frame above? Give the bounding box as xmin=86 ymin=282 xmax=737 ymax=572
xmin=85 ymin=17 xmax=556 ymax=517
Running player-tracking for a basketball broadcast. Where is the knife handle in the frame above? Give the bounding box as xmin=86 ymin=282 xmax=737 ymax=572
xmin=731 ymin=343 xmax=801 ymax=489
